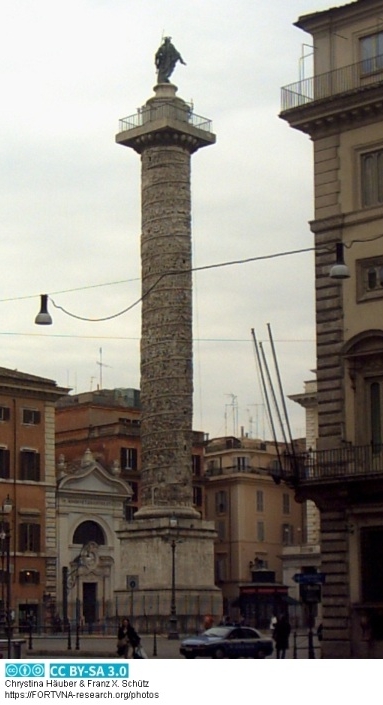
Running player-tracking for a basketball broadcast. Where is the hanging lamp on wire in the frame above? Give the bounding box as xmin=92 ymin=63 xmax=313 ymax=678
xmin=34 ymin=294 xmax=53 ymax=325
xmin=329 ymin=242 xmax=350 ymax=280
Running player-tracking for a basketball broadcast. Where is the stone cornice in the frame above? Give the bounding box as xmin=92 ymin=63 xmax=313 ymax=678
xmin=310 ymin=205 xmax=383 ymax=234
xmin=280 ymin=84 xmax=383 ymax=137
xmin=117 ymin=123 xmax=214 ymax=155
xmin=296 ymin=0 xmax=382 ymax=34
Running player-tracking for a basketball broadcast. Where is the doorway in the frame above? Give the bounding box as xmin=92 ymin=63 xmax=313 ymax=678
xmin=82 ymin=582 xmax=97 ymax=625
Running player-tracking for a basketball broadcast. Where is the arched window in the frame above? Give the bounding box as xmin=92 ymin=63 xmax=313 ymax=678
xmin=72 ymin=521 xmax=105 ymax=546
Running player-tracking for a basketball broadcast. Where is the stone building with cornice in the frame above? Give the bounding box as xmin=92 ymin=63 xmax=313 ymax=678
xmin=279 ymin=0 xmax=383 ymax=658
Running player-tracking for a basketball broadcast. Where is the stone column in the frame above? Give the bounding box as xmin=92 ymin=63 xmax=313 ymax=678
xmin=117 ymin=83 xmax=215 ymax=519
xmin=115 ymin=83 xmax=221 ymax=620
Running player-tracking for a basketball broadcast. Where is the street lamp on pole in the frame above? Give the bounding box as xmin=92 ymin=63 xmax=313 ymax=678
xmin=62 ymin=542 xmax=98 ymax=650
xmin=0 ymin=495 xmax=13 ymax=658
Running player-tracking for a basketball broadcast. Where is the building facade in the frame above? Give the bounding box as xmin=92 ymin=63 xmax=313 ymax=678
xmin=0 ymin=367 xmax=67 ymax=630
xmin=285 ymin=379 xmax=321 ymax=627
xmin=56 ymin=448 xmax=132 ymax=628
xmin=289 ymin=379 xmax=319 ymax=546
xmin=204 ymin=435 xmax=304 ymax=623
xmin=55 ymin=387 xmax=211 ymax=629
xmin=280 ymin=0 xmax=383 ymax=657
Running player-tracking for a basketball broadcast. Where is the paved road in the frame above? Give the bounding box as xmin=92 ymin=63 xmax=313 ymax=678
xmin=23 ymin=634 xmax=183 ymax=660
xmin=16 ymin=630 xmax=321 ymax=660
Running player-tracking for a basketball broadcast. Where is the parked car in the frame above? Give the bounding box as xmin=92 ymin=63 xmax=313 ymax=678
xmin=180 ymin=626 xmax=273 ymax=659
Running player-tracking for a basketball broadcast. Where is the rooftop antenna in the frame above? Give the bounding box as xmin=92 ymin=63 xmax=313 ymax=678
xmin=247 ymin=403 xmax=265 ymax=440
xmin=225 ymin=393 xmax=238 ymax=437
xmin=246 ymin=409 xmax=253 ymax=439
xmin=96 ymin=348 xmax=112 ymax=390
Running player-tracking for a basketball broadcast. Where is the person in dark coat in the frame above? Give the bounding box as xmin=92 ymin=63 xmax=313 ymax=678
xmin=117 ymin=618 xmax=140 ymax=658
xmin=273 ymin=615 xmax=291 ymax=659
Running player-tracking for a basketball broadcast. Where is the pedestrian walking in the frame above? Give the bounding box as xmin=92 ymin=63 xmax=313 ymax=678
xmin=116 ymin=617 xmax=140 ymax=658
xmin=273 ymin=614 xmax=291 ymax=659
xmin=269 ymin=614 xmax=277 ymax=636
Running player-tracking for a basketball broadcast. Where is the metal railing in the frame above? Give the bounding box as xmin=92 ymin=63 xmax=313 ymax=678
xmin=15 ymin=594 xmax=222 ymax=638
xmin=279 ymin=443 xmax=383 ymax=483
xmin=205 ymin=465 xmax=265 ymax=477
xmin=281 ymin=55 xmax=383 ymax=112
xmin=118 ymin=102 xmax=213 ymax=133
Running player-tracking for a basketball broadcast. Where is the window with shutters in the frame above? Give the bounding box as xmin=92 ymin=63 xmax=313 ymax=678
xmin=0 ymin=449 xmax=10 ymax=479
xmin=20 ymin=451 xmax=40 ymax=481
xmin=283 ymin=493 xmax=291 ymax=514
xmin=22 ymin=409 xmax=41 ymax=425
xmin=192 ymin=454 xmax=201 ymax=476
xmin=120 ymin=447 xmax=138 ymax=470
xmin=361 ymin=149 xmax=383 ymax=208
xmin=215 ymin=491 xmax=227 ymax=514
xmin=0 ymin=407 xmax=10 ymax=422
xmin=19 ymin=570 xmax=40 ymax=585
xmin=356 ymin=256 xmax=383 ymax=302
xmin=193 ymin=486 xmax=202 ymax=507
xmin=256 ymin=490 xmax=264 ymax=512
xmin=19 ymin=523 xmax=40 ymax=552
xmin=257 ymin=521 xmax=265 ymax=542
xmin=360 ymin=32 xmax=383 ymax=75
xmin=282 ymin=523 xmax=294 ymax=546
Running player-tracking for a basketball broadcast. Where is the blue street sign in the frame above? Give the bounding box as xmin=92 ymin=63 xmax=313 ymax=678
xmin=293 ymin=573 xmax=326 ymax=584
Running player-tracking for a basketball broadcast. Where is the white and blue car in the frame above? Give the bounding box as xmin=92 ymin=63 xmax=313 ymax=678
xmin=180 ymin=626 xmax=274 ymax=659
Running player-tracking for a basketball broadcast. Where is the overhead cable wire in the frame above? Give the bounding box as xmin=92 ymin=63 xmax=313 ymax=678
xmin=5 ymin=230 xmax=382 ymax=321
xmin=2 ymin=230 xmax=383 ymax=306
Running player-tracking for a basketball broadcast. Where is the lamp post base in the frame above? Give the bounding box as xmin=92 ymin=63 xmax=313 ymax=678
xmin=167 ymin=632 xmax=179 ymax=640
xmin=167 ymin=616 xmax=179 ymax=640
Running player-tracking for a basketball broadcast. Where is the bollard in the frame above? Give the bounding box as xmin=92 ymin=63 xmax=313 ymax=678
xmin=152 ymin=629 xmax=157 ymax=657
xmin=308 ymin=627 xmax=315 ymax=659
xmin=293 ymin=631 xmax=297 ymax=659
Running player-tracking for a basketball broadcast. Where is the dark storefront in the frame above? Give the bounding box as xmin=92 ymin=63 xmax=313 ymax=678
xmin=239 ymin=570 xmax=288 ymax=629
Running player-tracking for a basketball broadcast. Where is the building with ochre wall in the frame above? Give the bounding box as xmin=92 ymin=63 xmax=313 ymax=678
xmin=204 ymin=434 xmax=304 ymax=622
xmin=0 ymin=367 xmax=67 ymax=629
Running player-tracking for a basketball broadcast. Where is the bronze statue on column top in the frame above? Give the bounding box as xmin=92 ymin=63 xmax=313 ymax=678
xmin=155 ymin=36 xmax=186 ymax=84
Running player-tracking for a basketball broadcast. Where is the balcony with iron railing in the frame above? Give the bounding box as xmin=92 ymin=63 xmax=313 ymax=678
xmin=276 ymin=443 xmax=383 ymax=485
xmin=281 ymin=56 xmax=383 ymax=113
xmin=118 ymin=101 xmax=213 ymax=134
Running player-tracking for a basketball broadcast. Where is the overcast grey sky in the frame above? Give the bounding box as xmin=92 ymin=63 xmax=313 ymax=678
xmin=0 ymin=0 xmax=335 ymax=440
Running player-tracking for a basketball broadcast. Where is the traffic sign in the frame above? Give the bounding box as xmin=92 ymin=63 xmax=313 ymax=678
xmin=126 ymin=575 xmax=139 ymax=590
xmin=293 ymin=573 xmax=326 ymax=584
